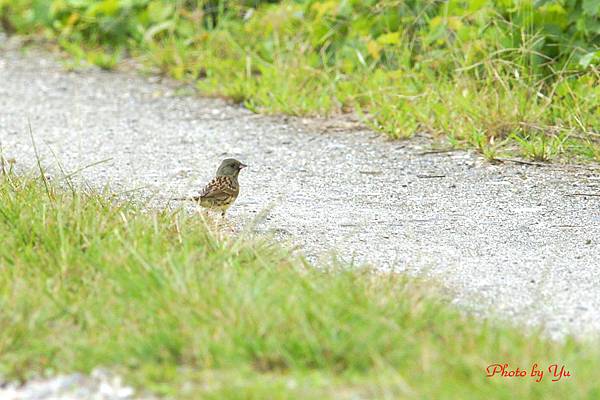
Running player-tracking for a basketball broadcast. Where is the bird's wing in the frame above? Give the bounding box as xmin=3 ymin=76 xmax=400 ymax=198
xmin=193 ymin=176 xmax=238 ymax=202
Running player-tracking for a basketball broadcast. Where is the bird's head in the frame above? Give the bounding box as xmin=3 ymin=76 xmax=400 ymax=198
xmin=216 ymin=158 xmax=247 ymax=177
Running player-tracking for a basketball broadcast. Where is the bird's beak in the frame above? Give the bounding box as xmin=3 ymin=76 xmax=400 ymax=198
xmin=239 ymin=163 xmax=248 ymax=169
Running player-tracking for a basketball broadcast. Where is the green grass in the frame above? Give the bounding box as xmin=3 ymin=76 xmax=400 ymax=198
xmin=1 ymin=170 xmax=600 ymax=399
xmin=1 ymin=0 xmax=599 ymax=162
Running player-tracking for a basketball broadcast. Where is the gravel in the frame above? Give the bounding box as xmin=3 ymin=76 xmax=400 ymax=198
xmin=2 ymin=43 xmax=600 ymax=342
xmin=0 ymin=369 xmax=141 ymax=400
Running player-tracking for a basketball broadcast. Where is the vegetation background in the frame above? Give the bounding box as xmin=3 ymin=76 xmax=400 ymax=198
xmin=1 ymin=0 xmax=599 ymax=160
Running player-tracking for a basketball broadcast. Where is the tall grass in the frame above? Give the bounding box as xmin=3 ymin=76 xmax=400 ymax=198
xmin=1 ymin=173 xmax=600 ymax=398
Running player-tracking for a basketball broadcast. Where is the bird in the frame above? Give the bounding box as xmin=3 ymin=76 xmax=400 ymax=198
xmin=173 ymin=158 xmax=247 ymax=217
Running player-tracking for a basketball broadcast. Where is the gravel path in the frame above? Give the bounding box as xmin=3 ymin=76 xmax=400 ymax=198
xmin=0 ymin=369 xmax=141 ymax=400
xmin=2 ymin=43 xmax=600 ymax=344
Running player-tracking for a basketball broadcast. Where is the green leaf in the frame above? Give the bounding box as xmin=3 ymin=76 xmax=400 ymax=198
xmin=85 ymin=0 xmax=120 ymax=17
xmin=147 ymin=1 xmax=173 ymax=23
xmin=376 ymin=32 xmax=400 ymax=45
xmin=578 ymin=50 xmax=600 ymax=68
xmin=143 ymin=20 xmax=173 ymax=42
xmin=583 ymin=0 xmax=600 ymax=15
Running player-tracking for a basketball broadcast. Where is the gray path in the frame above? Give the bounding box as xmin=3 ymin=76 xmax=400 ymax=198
xmin=2 ymin=45 xmax=600 ymax=339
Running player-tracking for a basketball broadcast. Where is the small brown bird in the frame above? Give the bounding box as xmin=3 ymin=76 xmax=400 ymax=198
xmin=175 ymin=158 xmax=247 ymax=217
